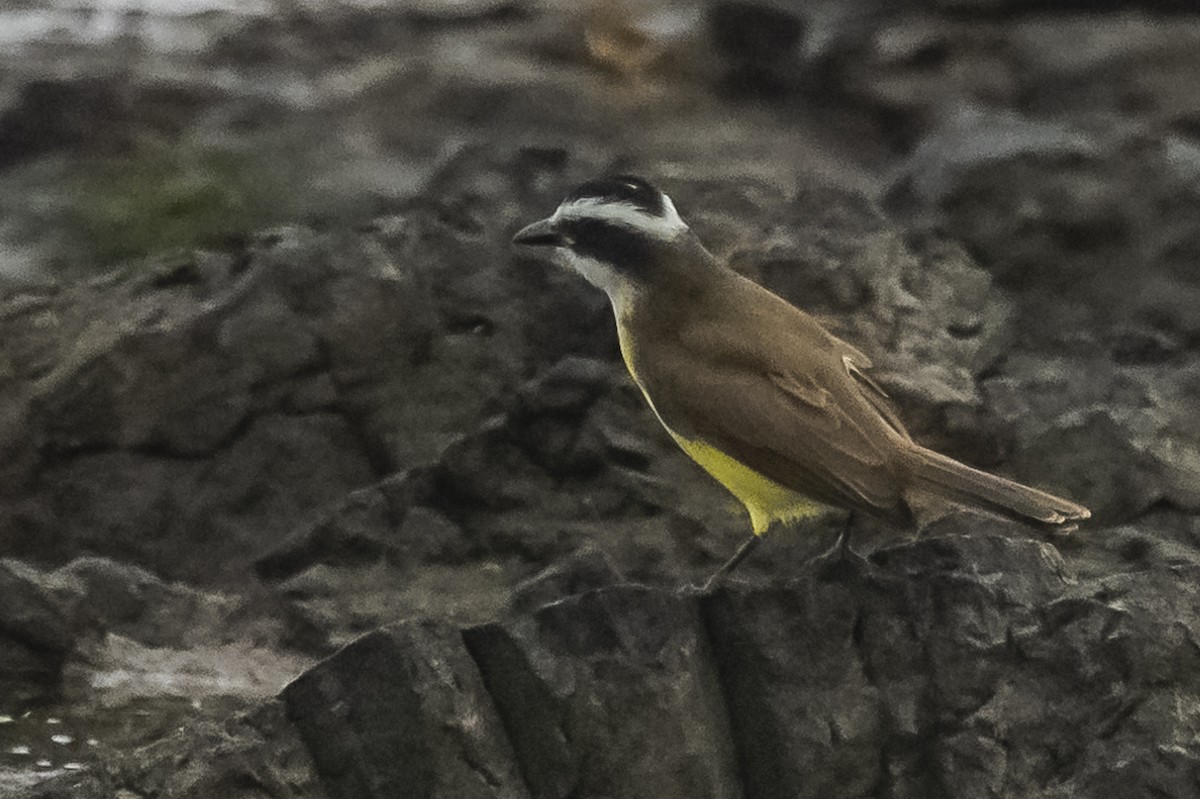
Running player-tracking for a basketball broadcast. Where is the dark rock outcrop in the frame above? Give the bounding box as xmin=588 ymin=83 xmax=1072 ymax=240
xmin=0 ymin=560 xmax=76 ymax=699
xmin=284 ymin=620 xmax=527 ymax=799
xmin=276 ymin=533 xmax=1200 ymax=798
xmin=46 ymin=532 xmax=1200 ymax=798
xmin=465 ymin=584 xmax=740 ymax=799
xmin=0 ymin=228 xmax=438 ymax=581
xmin=888 ymin=113 xmax=1200 ymax=523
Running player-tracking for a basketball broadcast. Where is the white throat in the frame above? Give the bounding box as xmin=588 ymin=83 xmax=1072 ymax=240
xmin=558 ymin=250 xmax=627 ymax=298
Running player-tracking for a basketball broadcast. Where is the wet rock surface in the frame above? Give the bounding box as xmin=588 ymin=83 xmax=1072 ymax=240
xmin=11 ymin=700 xmax=327 ymax=799
xmin=1 ymin=0 xmax=1199 ymax=796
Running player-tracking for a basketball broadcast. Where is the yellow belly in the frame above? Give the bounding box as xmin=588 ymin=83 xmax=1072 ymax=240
xmin=668 ymin=432 xmax=823 ymax=535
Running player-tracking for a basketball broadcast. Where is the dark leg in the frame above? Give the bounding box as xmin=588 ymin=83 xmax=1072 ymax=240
xmin=834 ymin=511 xmax=855 ymax=560
xmin=701 ymin=534 xmax=761 ymax=593
xmin=813 ymin=511 xmax=867 ymax=579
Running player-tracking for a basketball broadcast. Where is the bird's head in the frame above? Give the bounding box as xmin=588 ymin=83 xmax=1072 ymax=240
xmin=512 ymin=175 xmax=691 ymax=296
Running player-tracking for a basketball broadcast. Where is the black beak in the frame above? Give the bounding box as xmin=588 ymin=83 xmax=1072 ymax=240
xmin=512 ymin=218 xmax=563 ymax=247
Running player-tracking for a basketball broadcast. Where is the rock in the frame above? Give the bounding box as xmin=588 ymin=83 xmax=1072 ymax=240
xmin=0 ymin=137 xmax=638 ymax=588
xmin=54 ymin=557 xmax=240 ymax=649
xmin=0 ymin=75 xmax=225 ymax=171
xmin=7 ymin=772 xmax=114 ymax=799
xmin=983 ymin=359 xmax=1196 ymax=521
xmin=25 ymin=414 xmax=377 ymax=583
xmin=397 ymin=505 xmax=476 ymax=563
xmin=399 ymin=0 xmax=526 ymax=24
xmin=704 ymin=562 xmax=897 ymax=798
xmin=254 ymin=471 xmax=517 ymax=652
xmin=284 ymin=620 xmax=528 ymax=799
xmin=512 ymin=355 xmax=613 ymax=417
xmin=17 ymin=531 xmax=1200 ymax=797
xmin=423 ymin=356 xmax=691 ymax=565
xmin=933 ymin=0 xmax=1195 ymax=9
xmin=0 ymin=226 xmax=448 ymax=581
xmin=837 ymin=12 xmax=1200 ymax=146
xmin=0 ymin=555 xmax=269 ymax=699
xmin=886 ymin=113 xmax=1200 ymax=523
xmin=269 ymin=557 xmax=521 ymax=654
xmin=105 ymin=700 xmax=326 ymax=799
xmin=708 ymin=2 xmax=808 ymax=94
xmin=464 ymin=584 xmax=741 ymax=799
xmin=0 ymin=560 xmax=75 ymax=698
xmin=8 ymin=665 xmax=323 ymax=797
xmin=509 ymin=543 xmax=623 ymax=614
xmin=0 ymin=79 xmax=130 ymax=169
xmin=884 ymin=107 xmax=1101 ymax=217
xmin=703 ymin=533 xmax=1200 ymax=798
xmin=886 ymin=113 xmax=1171 ymax=298
xmin=884 ymin=110 xmax=1200 ymax=356
xmin=254 ymin=472 xmax=431 ymax=583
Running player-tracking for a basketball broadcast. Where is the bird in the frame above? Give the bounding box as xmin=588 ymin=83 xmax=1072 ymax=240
xmin=512 ymin=175 xmax=1091 ymax=589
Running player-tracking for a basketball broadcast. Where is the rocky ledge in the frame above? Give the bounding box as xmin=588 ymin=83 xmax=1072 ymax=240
xmin=18 ymin=532 xmax=1200 ymax=799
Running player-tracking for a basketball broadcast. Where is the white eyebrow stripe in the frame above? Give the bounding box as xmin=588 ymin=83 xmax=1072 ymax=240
xmin=660 ymin=193 xmax=682 ymax=222
xmin=552 ymin=196 xmax=688 ymax=239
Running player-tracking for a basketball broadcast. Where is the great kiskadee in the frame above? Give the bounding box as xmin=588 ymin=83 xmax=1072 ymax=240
xmin=513 ymin=175 xmax=1090 ymax=587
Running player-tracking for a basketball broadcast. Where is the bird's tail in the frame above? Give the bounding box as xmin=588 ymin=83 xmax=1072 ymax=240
xmin=905 ymin=446 xmax=1090 ymax=529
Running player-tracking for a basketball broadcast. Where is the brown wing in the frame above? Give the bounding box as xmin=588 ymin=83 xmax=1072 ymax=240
xmin=840 ymin=351 xmax=912 ymax=442
xmin=630 ymin=272 xmax=912 ymax=521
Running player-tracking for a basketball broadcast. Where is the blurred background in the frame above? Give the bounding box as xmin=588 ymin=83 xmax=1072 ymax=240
xmin=3 ymin=0 xmax=1193 ymax=282
xmin=3 ymin=0 xmax=1200 ymax=794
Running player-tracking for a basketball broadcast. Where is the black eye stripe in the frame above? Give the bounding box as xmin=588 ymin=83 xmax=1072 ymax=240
xmin=559 ymin=218 xmax=656 ymax=275
xmin=565 ymin=175 xmax=666 ymax=217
